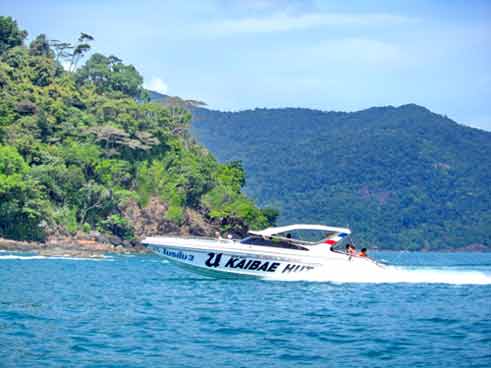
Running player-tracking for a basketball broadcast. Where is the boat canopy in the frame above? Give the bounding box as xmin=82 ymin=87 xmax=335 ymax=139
xmin=249 ymin=224 xmax=351 ymax=237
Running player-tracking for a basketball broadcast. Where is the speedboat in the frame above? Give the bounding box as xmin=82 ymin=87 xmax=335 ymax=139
xmin=142 ymin=224 xmax=382 ymax=279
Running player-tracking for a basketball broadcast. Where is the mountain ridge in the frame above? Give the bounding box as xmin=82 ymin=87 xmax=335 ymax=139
xmin=186 ymin=97 xmax=491 ymax=250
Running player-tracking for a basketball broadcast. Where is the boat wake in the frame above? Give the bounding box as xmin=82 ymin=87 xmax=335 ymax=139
xmin=285 ymin=263 xmax=491 ymax=285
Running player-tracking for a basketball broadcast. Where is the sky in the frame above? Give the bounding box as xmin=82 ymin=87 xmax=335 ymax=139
xmin=2 ymin=0 xmax=491 ymax=131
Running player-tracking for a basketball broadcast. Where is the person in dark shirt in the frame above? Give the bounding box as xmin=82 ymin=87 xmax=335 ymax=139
xmin=345 ymin=244 xmax=356 ymax=255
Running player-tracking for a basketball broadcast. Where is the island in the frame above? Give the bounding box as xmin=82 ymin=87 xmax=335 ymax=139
xmin=0 ymin=16 xmax=277 ymax=257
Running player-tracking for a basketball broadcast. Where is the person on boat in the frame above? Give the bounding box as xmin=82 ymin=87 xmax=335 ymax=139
xmin=345 ymin=244 xmax=356 ymax=255
xmin=358 ymin=248 xmax=368 ymax=257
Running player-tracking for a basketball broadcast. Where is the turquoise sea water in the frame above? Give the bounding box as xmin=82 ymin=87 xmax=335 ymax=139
xmin=1 ymin=251 xmax=490 ymax=367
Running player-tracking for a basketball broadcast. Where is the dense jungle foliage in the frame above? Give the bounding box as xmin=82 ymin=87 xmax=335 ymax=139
xmin=191 ymin=104 xmax=491 ymax=250
xmin=0 ymin=17 xmax=273 ymax=242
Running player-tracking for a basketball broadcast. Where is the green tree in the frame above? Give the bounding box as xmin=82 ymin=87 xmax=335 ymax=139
xmin=29 ymin=34 xmax=52 ymax=57
xmin=0 ymin=146 xmax=47 ymax=240
xmin=75 ymin=53 xmax=144 ymax=98
xmin=0 ymin=16 xmax=27 ymax=55
xmin=68 ymin=32 xmax=93 ymax=71
xmin=29 ymin=55 xmax=58 ymax=86
xmin=262 ymin=207 xmax=280 ymax=226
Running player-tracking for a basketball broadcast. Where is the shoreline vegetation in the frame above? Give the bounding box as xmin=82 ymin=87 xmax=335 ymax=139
xmin=0 ymin=17 xmax=277 ymax=252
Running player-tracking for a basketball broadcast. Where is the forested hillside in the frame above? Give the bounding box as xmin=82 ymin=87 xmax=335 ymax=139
xmin=0 ymin=17 xmax=273 ymax=244
xmin=191 ymin=105 xmax=491 ymax=250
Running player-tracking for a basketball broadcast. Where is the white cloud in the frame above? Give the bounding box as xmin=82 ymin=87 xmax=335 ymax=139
xmin=144 ymin=77 xmax=169 ymax=94
xmin=259 ymin=37 xmax=404 ymax=75
xmin=199 ymin=12 xmax=416 ymax=36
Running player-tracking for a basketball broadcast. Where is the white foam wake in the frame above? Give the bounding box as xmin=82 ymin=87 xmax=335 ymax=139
xmin=284 ymin=262 xmax=491 ymax=285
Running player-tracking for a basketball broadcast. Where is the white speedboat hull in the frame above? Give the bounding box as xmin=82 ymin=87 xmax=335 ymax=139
xmin=143 ymin=235 xmax=381 ymax=279
xmin=146 ymin=243 xmax=319 ymax=279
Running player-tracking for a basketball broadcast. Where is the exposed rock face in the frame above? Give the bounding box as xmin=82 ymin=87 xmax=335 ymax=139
xmin=121 ymin=197 xmax=179 ymax=238
xmin=0 ymin=237 xmax=149 ymax=257
xmin=0 ymin=238 xmax=41 ymax=252
xmin=121 ymin=196 xmax=234 ymax=238
xmin=121 ymin=196 xmax=249 ymax=239
xmin=181 ymin=208 xmax=215 ymax=236
xmin=16 ymin=196 xmax=251 ymax=258
xmin=217 ymin=216 xmax=249 ymax=238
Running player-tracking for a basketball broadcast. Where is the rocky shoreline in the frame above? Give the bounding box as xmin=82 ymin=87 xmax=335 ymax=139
xmin=0 ymin=236 xmax=150 ymax=258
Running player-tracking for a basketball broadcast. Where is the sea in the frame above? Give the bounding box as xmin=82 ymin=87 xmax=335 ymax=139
xmin=1 ymin=251 xmax=490 ymax=368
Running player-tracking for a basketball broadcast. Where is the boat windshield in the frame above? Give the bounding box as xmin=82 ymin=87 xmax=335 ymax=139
xmin=240 ymin=236 xmax=308 ymax=251
xmin=272 ymin=230 xmax=339 ymax=245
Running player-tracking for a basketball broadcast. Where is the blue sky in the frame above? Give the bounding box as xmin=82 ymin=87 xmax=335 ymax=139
xmin=2 ymin=0 xmax=491 ymax=130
